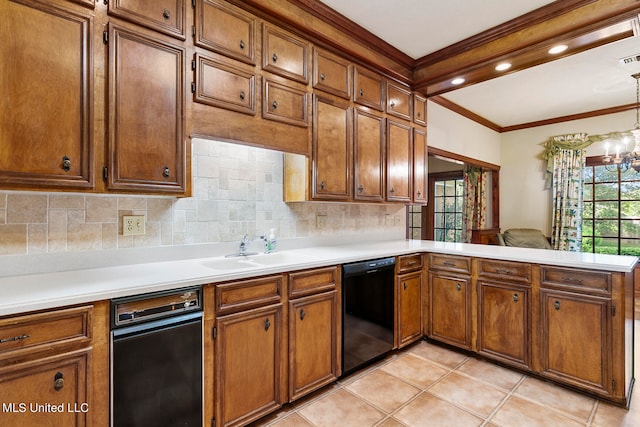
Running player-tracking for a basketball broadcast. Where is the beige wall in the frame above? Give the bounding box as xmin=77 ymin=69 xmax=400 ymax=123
xmin=500 ymin=110 xmax=633 ymax=234
xmin=0 ymin=139 xmax=406 ymax=256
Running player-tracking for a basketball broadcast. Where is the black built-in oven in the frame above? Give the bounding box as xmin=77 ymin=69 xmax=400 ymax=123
xmin=342 ymin=257 xmax=395 ymax=376
xmin=110 ymin=287 xmax=202 ymax=427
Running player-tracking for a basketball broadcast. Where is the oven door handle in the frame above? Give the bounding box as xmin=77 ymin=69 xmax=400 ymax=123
xmin=112 ymin=311 xmax=202 ymax=339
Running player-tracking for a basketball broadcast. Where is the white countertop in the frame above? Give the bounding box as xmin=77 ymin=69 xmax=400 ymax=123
xmin=0 ymin=239 xmax=637 ymax=317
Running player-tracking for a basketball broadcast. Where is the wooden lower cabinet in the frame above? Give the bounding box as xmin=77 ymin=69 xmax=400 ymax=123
xmin=215 ymin=303 xmax=285 ymax=427
xmin=396 ymin=271 xmax=422 ymax=348
xmin=0 ymin=349 xmax=90 ymax=426
xmin=429 ymin=273 xmax=472 ymax=350
xmin=540 ymin=289 xmax=612 ymax=395
xmin=289 ymin=290 xmax=339 ymax=400
xmin=477 ymin=281 xmax=531 ymax=369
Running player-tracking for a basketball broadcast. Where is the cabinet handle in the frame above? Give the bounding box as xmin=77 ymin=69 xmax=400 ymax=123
xmin=403 ymin=282 xmax=407 ymax=290
xmin=272 ymin=53 xmax=278 ymax=63
xmin=359 ymin=88 xmax=364 ymax=96
xmin=390 ymin=101 xmax=395 ymax=108
xmin=456 ymin=283 xmax=461 ymax=291
xmin=62 ymin=156 xmax=71 ymax=172
xmin=54 ymin=372 xmax=64 ymax=391
xmin=417 ymin=111 xmax=422 ymax=118
xmin=554 ymin=300 xmax=560 ymax=310
xmin=162 ymin=166 xmax=171 ymax=178
xmin=264 ymin=318 xmax=271 ymax=331
xmin=562 ymin=277 xmax=583 ymax=284
xmin=443 ymin=261 xmax=455 ymax=267
xmin=390 ymin=187 xmax=395 ymax=194
xmin=320 ymin=73 xmax=326 ymax=81
xmin=239 ymin=90 xmax=245 ymax=101
xmin=272 ymin=100 xmax=278 ymax=110
xmin=239 ymin=40 xmax=245 ymax=50
xmin=358 ymin=184 xmax=364 ymax=193
xmin=299 ymin=309 xmax=306 ymax=320
xmin=0 ymin=333 xmax=30 ymax=344
xmin=162 ymin=8 xmax=170 ymax=20
xmin=416 ymin=190 xmax=421 ymax=197
xmin=495 ymin=269 xmax=511 ymax=274
xmin=320 ymin=180 xmax=326 ymax=190
xmin=513 ymin=293 xmax=519 ymax=302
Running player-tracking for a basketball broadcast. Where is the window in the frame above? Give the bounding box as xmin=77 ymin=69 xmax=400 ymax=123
xmin=433 ymin=177 xmax=464 ymax=242
xmin=582 ymin=160 xmax=640 ymax=256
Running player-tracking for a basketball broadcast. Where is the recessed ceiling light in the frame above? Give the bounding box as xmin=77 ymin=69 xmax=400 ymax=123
xmin=451 ymin=77 xmax=465 ymax=85
xmin=548 ymin=44 xmax=568 ymax=54
xmin=495 ymin=62 xmax=512 ymax=71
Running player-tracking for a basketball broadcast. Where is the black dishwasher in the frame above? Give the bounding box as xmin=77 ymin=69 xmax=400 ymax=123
xmin=342 ymin=257 xmax=395 ymax=376
xmin=110 ymin=287 xmax=202 ymax=427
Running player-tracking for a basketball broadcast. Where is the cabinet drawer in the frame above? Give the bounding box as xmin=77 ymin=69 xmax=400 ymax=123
xmin=429 ymin=254 xmax=471 ymax=274
xmin=413 ymin=93 xmax=427 ymax=125
xmin=0 ymin=306 xmax=92 ymax=360
xmin=541 ymin=266 xmax=611 ymax=295
xmin=216 ymin=275 xmax=284 ymax=315
xmin=262 ymin=24 xmax=309 ymax=83
xmin=263 ymin=78 xmax=309 ymax=127
xmin=313 ymin=47 xmax=352 ymax=99
xmin=386 ymin=82 xmax=412 ymax=120
xmin=194 ymin=53 xmax=257 ymax=115
xmin=195 ymin=0 xmax=256 ymax=64
xmin=353 ymin=67 xmax=385 ymax=111
xmin=289 ymin=266 xmax=338 ymax=299
xmin=478 ymin=259 xmax=531 ymax=282
xmin=397 ymin=254 xmax=423 ymax=273
xmin=108 ymin=0 xmax=186 ymax=40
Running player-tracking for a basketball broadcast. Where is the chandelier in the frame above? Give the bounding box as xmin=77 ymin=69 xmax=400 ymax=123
xmin=602 ymin=73 xmax=640 ymax=172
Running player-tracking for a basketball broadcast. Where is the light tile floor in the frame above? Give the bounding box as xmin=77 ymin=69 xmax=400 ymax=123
xmin=250 ymin=306 xmax=640 ymax=427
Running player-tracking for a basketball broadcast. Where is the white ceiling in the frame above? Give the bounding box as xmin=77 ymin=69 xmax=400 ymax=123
xmin=319 ymin=0 xmax=640 ymax=128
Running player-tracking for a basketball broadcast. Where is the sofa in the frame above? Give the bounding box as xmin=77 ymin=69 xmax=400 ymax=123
xmin=496 ymin=228 xmax=553 ymax=249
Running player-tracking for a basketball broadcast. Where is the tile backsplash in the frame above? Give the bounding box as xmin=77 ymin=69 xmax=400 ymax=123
xmin=0 ymin=139 xmax=406 ymax=256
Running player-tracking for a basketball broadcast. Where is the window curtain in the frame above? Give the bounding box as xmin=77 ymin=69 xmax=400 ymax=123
xmin=541 ymin=133 xmax=592 ymax=251
xmin=462 ymin=165 xmax=487 ymax=242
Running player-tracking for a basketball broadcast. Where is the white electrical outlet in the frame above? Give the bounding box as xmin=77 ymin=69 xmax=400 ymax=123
xmin=123 ymin=215 xmax=145 ymax=235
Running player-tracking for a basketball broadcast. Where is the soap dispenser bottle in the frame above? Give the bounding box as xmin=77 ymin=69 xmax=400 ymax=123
xmin=266 ymin=228 xmax=277 ymax=253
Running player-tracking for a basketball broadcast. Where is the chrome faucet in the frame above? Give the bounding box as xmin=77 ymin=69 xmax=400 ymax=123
xmin=238 ymin=234 xmax=253 ymax=256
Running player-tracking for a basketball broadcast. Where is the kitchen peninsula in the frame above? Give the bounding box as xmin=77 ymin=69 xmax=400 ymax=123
xmin=0 ymin=239 xmax=636 ymax=426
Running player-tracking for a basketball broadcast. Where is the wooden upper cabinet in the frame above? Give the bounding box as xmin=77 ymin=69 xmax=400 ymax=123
xmin=262 ymin=24 xmax=309 ymax=84
xmin=0 ymin=0 xmax=93 ymax=190
xmin=413 ymin=128 xmax=427 ymax=204
xmin=353 ymin=67 xmax=385 ymax=111
xmin=108 ymin=0 xmax=186 ymax=40
xmin=195 ymin=0 xmax=256 ymax=64
xmin=386 ymin=120 xmax=412 ymax=202
xmin=262 ymin=78 xmax=309 ymax=127
xmin=354 ymin=109 xmax=384 ymax=202
xmin=312 ymin=47 xmax=352 ymax=99
xmin=312 ymin=95 xmax=352 ymax=200
xmin=386 ymin=82 xmax=412 ymax=120
xmin=194 ymin=53 xmax=257 ymax=116
xmin=107 ymin=23 xmax=186 ymax=194
xmin=413 ymin=93 xmax=427 ymax=125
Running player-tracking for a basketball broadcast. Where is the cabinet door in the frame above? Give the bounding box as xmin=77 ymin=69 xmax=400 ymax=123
xmin=386 ymin=82 xmax=412 ymax=120
xmin=413 ymin=93 xmax=427 ymax=126
xmin=396 ymin=271 xmax=422 ymax=348
xmin=312 ymin=95 xmax=352 ymax=200
xmin=215 ymin=304 xmax=284 ymax=427
xmin=386 ymin=120 xmax=412 ymax=202
xmin=354 ymin=109 xmax=385 ymax=201
xmin=429 ymin=273 xmax=471 ymax=350
xmin=263 ymin=78 xmax=309 ymax=127
xmin=262 ymin=24 xmax=309 ymax=84
xmin=313 ymin=47 xmax=352 ymax=99
xmin=0 ymin=0 xmax=92 ymax=190
xmin=413 ymin=128 xmax=427 ymax=203
xmin=194 ymin=54 xmax=257 ymax=115
xmin=540 ymin=290 xmax=612 ymax=395
xmin=0 ymin=349 xmax=90 ymax=427
xmin=108 ymin=0 xmax=186 ymax=40
xmin=289 ymin=291 xmax=339 ymax=401
xmin=195 ymin=0 xmax=256 ymax=64
xmin=107 ymin=24 xmax=185 ymax=194
xmin=353 ymin=67 xmax=384 ymax=111
xmin=478 ymin=281 xmax=530 ymax=369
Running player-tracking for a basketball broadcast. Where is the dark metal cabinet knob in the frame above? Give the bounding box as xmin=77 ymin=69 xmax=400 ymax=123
xmin=320 ymin=73 xmax=326 ymax=81
xmin=62 ymin=156 xmax=71 ymax=172
xmin=264 ymin=318 xmax=271 ymax=331
xmin=272 ymin=100 xmax=278 ymax=110
xmin=163 ymin=8 xmax=170 ymax=20
xmin=554 ymin=300 xmax=561 ymax=310
xmin=54 ymin=372 xmax=64 ymax=391
xmin=162 ymin=166 xmax=171 ymax=178
xmin=456 ymin=283 xmax=462 ymax=291
xmin=272 ymin=52 xmax=278 ymax=63
xmin=513 ymin=293 xmax=519 ymax=302
xmin=299 ymin=309 xmax=306 ymax=320
xmin=239 ymin=91 xmax=245 ymax=101
xmin=240 ymin=40 xmax=245 ymax=50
